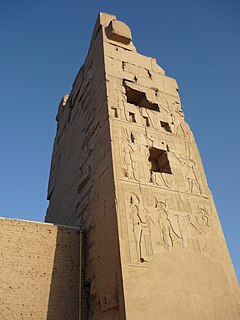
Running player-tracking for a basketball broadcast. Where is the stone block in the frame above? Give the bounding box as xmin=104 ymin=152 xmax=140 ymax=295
xmin=106 ymin=20 xmax=132 ymax=45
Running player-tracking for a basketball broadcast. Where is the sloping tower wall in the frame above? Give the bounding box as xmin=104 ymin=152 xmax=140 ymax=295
xmin=46 ymin=13 xmax=240 ymax=320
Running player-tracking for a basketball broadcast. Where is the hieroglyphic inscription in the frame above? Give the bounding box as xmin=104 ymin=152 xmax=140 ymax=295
xmin=119 ymin=126 xmax=206 ymax=196
xmin=124 ymin=190 xmax=213 ymax=264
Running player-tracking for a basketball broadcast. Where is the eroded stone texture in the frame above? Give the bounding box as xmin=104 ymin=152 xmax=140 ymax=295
xmin=46 ymin=13 xmax=240 ymax=320
xmin=46 ymin=13 xmax=126 ymax=320
xmin=0 ymin=218 xmax=80 ymax=320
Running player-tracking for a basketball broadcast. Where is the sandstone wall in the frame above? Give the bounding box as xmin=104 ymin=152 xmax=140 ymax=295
xmin=45 ymin=13 xmax=240 ymax=320
xmin=103 ymin=14 xmax=240 ymax=320
xmin=45 ymin=13 xmax=126 ymax=320
xmin=0 ymin=218 xmax=80 ymax=320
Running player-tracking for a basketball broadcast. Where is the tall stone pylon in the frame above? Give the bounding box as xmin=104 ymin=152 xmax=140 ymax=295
xmin=45 ymin=13 xmax=240 ymax=320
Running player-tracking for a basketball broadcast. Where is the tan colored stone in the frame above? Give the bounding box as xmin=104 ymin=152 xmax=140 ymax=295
xmin=45 ymin=13 xmax=240 ymax=320
xmin=106 ymin=19 xmax=132 ymax=45
xmin=0 ymin=218 xmax=80 ymax=320
xmin=151 ymin=58 xmax=165 ymax=74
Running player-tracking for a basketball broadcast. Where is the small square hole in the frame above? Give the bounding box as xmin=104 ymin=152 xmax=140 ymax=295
xmin=143 ymin=116 xmax=150 ymax=127
xmin=129 ymin=112 xmax=136 ymax=123
xmin=160 ymin=121 xmax=172 ymax=133
xmin=112 ymin=107 xmax=118 ymax=118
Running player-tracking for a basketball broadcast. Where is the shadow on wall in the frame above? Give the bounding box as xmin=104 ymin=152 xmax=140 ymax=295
xmin=47 ymin=226 xmax=80 ymax=320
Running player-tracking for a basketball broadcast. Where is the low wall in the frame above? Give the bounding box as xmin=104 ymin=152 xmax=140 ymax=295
xmin=0 ymin=218 xmax=80 ymax=320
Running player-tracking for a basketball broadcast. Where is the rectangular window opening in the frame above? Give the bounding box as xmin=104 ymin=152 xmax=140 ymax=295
xmin=143 ymin=116 xmax=150 ymax=127
xmin=129 ymin=112 xmax=136 ymax=123
xmin=124 ymin=83 xmax=159 ymax=112
xmin=149 ymin=148 xmax=172 ymax=174
xmin=160 ymin=121 xmax=172 ymax=133
xmin=112 ymin=107 xmax=118 ymax=118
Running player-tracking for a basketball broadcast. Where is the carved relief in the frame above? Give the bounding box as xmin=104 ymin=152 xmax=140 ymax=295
xmin=172 ymin=168 xmax=185 ymax=188
xmin=150 ymin=199 xmax=182 ymax=251
xmin=178 ymin=154 xmax=203 ymax=194
xmin=149 ymin=170 xmax=172 ymax=188
xmin=162 ymin=144 xmax=205 ymax=195
xmin=121 ymin=128 xmax=140 ymax=180
xmin=127 ymin=193 xmax=153 ymax=263
xmin=116 ymin=83 xmax=212 ymax=260
xmin=124 ymin=190 xmax=212 ymax=264
xmin=188 ymin=206 xmax=211 ymax=232
xmin=118 ymin=124 xmax=204 ymax=196
xmin=155 ymin=199 xmax=206 ymax=253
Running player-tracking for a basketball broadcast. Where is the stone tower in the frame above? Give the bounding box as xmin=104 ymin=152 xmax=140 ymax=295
xmin=45 ymin=13 xmax=240 ymax=320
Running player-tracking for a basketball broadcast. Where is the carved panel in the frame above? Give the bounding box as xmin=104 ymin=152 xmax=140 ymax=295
xmin=120 ymin=188 xmax=213 ymax=266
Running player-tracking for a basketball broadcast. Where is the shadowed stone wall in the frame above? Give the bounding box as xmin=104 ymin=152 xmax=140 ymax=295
xmin=0 ymin=218 xmax=80 ymax=320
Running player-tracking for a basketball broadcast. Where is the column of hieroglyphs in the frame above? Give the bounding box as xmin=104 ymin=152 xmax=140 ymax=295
xmin=103 ymin=14 xmax=240 ymax=320
xmin=46 ymin=13 xmax=240 ymax=320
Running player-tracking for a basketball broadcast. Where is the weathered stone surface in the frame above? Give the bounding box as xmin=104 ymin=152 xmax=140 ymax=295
xmin=106 ymin=20 xmax=132 ymax=44
xmin=0 ymin=218 xmax=80 ymax=320
xmin=46 ymin=13 xmax=240 ymax=320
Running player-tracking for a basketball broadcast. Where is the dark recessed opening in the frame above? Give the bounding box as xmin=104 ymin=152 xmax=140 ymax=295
xmin=130 ymin=132 xmax=135 ymax=143
xmin=160 ymin=121 xmax=172 ymax=133
xmin=149 ymin=148 xmax=172 ymax=174
xmin=112 ymin=107 xmax=118 ymax=118
xmin=124 ymin=83 xmax=159 ymax=111
xmin=129 ymin=112 xmax=136 ymax=123
xmin=143 ymin=116 xmax=150 ymax=127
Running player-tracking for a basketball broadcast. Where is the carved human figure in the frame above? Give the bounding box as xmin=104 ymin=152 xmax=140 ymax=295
xmin=199 ymin=206 xmax=211 ymax=227
xmin=154 ymin=199 xmax=177 ymax=250
xmin=129 ymin=194 xmax=151 ymax=262
xmin=178 ymin=154 xmax=203 ymax=194
xmin=161 ymin=215 xmax=174 ymax=249
xmin=170 ymin=110 xmax=192 ymax=139
xmin=188 ymin=206 xmax=210 ymax=234
xmin=121 ymin=129 xmax=140 ymax=180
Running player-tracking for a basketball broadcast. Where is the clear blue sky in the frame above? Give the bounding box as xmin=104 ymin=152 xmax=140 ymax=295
xmin=1 ymin=1 xmax=239 ymax=282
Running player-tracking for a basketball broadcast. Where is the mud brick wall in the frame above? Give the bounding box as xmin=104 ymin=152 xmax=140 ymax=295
xmin=0 ymin=218 xmax=80 ymax=320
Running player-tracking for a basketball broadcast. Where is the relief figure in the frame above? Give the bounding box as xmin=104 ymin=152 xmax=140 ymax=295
xmin=188 ymin=206 xmax=211 ymax=235
xmin=128 ymin=194 xmax=152 ymax=263
xmin=177 ymin=154 xmax=203 ymax=195
xmin=152 ymin=199 xmax=182 ymax=251
xmin=121 ymin=128 xmax=140 ymax=180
